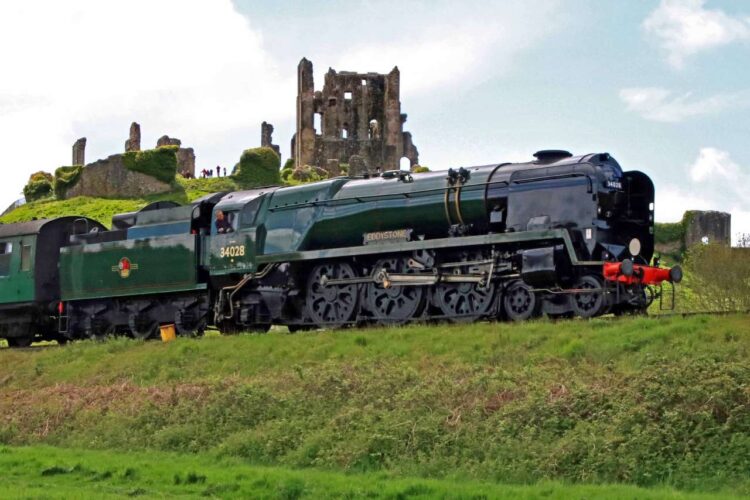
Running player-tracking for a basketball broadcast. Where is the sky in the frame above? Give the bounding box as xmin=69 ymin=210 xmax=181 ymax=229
xmin=0 ymin=0 xmax=748 ymax=243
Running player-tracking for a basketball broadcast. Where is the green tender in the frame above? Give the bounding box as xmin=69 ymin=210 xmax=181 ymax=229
xmin=60 ymin=234 xmax=205 ymax=301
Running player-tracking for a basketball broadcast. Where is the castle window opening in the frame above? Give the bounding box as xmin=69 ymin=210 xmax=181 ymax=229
xmin=314 ymin=113 xmax=322 ymax=136
xmin=400 ymin=156 xmax=411 ymax=170
xmin=344 ymin=91 xmax=352 ymax=101
xmin=328 ymin=98 xmax=336 ymax=107
xmin=342 ymin=125 xmax=349 ymax=139
xmin=369 ymin=119 xmax=380 ymax=140
xmin=361 ymin=79 xmax=366 ymax=86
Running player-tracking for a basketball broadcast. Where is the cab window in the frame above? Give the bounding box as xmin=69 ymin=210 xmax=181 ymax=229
xmin=240 ymin=199 xmax=262 ymax=228
xmin=20 ymin=244 xmax=32 ymax=271
xmin=213 ymin=210 xmax=237 ymax=235
xmin=0 ymin=242 xmax=12 ymax=277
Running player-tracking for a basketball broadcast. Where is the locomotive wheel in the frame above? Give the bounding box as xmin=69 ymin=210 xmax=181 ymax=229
xmin=366 ymin=257 xmax=425 ymax=325
xmin=571 ymin=275 xmax=605 ymax=318
xmin=245 ymin=324 xmax=271 ymax=334
xmin=503 ymin=280 xmax=538 ymax=321
xmin=218 ymin=319 xmax=240 ymax=335
xmin=6 ymin=336 xmax=33 ymax=348
xmin=434 ymin=252 xmax=495 ymax=322
xmin=305 ymin=262 xmax=359 ymax=328
xmin=175 ymin=309 xmax=206 ymax=337
xmin=86 ymin=323 xmax=116 ymax=341
xmin=128 ymin=314 xmax=159 ymax=340
xmin=287 ymin=324 xmax=315 ymax=333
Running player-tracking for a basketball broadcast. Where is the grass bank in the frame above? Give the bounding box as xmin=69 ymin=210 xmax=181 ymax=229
xmin=3 ymin=445 xmax=734 ymax=499
xmin=0 ymin=176 xmax=238 ymax=227
xmin=1 ymin=315 xmax=749 ymax=495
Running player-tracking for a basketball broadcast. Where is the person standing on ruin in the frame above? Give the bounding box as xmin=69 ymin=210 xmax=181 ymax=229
xmin=223 ymin=167 xmax=227 ymax=177
xmin=216 ymin=165 xmax=221 ymax=177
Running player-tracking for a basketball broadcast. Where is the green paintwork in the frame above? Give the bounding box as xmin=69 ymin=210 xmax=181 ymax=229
xmin=0 ymin=234 xmax=36 ymax=304
xmin=203 ymin=167 xmax=523 ymax=276
xmin=60 ymin=234 xmax=204 ymax=301
xmin=255 ymin=228 xmax=600 ymax=268
xmin=206 ymin=231 xmax=256 ymax=276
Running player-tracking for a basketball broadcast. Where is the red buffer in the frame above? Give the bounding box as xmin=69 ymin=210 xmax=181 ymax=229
xmin=603 ymin=259 xmax=682 ymax=286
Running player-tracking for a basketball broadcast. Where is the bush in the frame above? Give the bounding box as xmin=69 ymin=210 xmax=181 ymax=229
xmin=23 ymin=171 xmax=54 ymax=201
xmin=282 ymin=158 xmax=295 ymax=171
xmin=654 ymin=221 xmax=685 ymax=246
xmin=54 ymin=165 xmax=83 ymax=199
xmin=683 ymin=244 xmax=750 ymax=311
xmin=233 ymin=147 xmax=281 ymax=188
xmin=284 ymin=165 xmax=328 ymax=185
xmin=122 ymin=146 xmax=178 ymax=184
xmin=412 ymin=165 xmax=430 ymax=173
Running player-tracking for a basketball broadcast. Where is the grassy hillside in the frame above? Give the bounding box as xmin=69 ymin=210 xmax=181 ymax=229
xmin=0 ymin=446 xmax=735 ymax=499
xmin=1 ymin=315 xmax=748 ymax=496
xmin=0 ymin=177 xmax=238 ymax=227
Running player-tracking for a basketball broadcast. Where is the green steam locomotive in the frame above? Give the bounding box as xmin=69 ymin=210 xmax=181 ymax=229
xmin=0 ymin=150 xmax=681 ymax=346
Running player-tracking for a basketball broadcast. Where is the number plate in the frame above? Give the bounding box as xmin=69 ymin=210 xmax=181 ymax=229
xmin=219 ymin=245 xmax=246 ymax=258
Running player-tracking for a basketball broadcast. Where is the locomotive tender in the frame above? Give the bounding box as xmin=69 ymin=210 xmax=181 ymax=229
xmin=0 ymin=150 xmax=681 ymax=346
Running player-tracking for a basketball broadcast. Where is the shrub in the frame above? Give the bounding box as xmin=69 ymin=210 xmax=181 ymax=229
xmin=412 ymin=165 xmax=430 ymax=173
xmin=54 ymin=165 xmax=83 ymax=198
xmin=23 ymin=171 xmax=54 ymax=201
xmin=282 ymin=158 xmax=295 ymax=171
xmin=654 ymin=221 xmax=685 ymax=246
xmin=284 ymin=165 xmax=328 ymax=185
xmin=233 ymin=147 xmax=281 ymax=188
xmin=683 ymin=244 xmax=750 ymax=311
xmin=122 ymin=146 xmax=178 ymax=184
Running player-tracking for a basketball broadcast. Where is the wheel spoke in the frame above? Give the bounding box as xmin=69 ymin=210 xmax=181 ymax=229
xmin=366 ymin=257 xmax=424 ymax=325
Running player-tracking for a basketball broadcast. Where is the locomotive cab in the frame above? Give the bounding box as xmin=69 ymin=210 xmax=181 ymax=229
xmin=207 ymin=188 xmax=278 ymax=276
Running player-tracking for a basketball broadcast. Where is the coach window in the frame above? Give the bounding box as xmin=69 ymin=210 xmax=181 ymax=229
xmin=0 ymin=242 xmax=12 ymax=277
xmin=20 ymin=244 xmax=32 ymax=271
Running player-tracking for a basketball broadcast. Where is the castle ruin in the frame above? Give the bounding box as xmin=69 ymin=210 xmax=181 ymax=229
xmin=292 ymin=58 xmax=419 ymax=175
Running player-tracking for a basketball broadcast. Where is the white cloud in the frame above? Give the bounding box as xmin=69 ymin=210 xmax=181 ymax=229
xmin=327 ymin=1 xmax=563 ymax=98
xmin=619 ymin=87 xmax=750 ymax=122
xmin=643 ymin=0 xmax=750 ymax=68
xmin=657 ymin=147 xmax=750 ymax=245
xmin=0 ymin=0 xmax=295 ymax=207
xmin=688 ymin=146 xmax=741 ymax=182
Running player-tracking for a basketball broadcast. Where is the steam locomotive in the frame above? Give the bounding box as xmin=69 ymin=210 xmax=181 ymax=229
xmin=0 ymin=150 xmax=681 ymax=346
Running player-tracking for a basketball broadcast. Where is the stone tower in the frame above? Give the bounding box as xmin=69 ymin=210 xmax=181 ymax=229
xmin=72 ymin=137 xmax=86 ymax=165
xmin=684 ymin=211 xmax=732 ymax=247
xmin=292 ymin=58 xmax=419 ymax=175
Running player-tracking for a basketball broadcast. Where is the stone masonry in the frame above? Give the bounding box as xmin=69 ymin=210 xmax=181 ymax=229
xmin=72 ymin=137 xmax=86 ymax=165
xmin=292 ymin=58 xmax=419 ymax=175
xmin=63 ymin=154 xmax=172 ymax=199
xmin=125 ymin=122 xmax=141 ymax=152
xmin=261 ymin=121 xmax=280 ymax=157
xmin=156 ymin=134 xmax=196 ymax=175
xmin=685 ymin=210 xmax=731 ymax=247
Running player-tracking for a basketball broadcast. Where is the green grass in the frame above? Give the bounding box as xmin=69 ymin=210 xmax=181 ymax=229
xmin=1 ymin=315 xmax=749 ymax=495
xmin=1 ymin=445 xmax=731 ymax=500
xmin=0 ymin=177 xmax=239 ymax=228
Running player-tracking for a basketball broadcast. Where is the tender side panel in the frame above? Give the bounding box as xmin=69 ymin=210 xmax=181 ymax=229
xmin=60 ymin=234 xmax=204 ymax=301
xmin=0 ymin=234 xmax=36 ymax=304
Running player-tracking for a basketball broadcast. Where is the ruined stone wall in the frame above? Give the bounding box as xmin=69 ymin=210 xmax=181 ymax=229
xmin=125 ymin=122 xmax=141 ymax=152
xmin=685 ymin=210 xmax=731 ymax=247
xmin=261 ymin=121 xmax=280 ymax=157
xmin=156 ymin=135 xmax=195 ymax=176
xmin=293 ymin=58 xmax=419 ymax=176
xmin=72 ymin=138 xmax=86 ymax=165
xmin=62 ymin=154 xmax=172 ymax=199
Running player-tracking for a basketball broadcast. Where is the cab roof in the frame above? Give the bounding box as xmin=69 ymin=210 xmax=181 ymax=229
xmin=214 ymin=187 xmax=279 ymax=212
